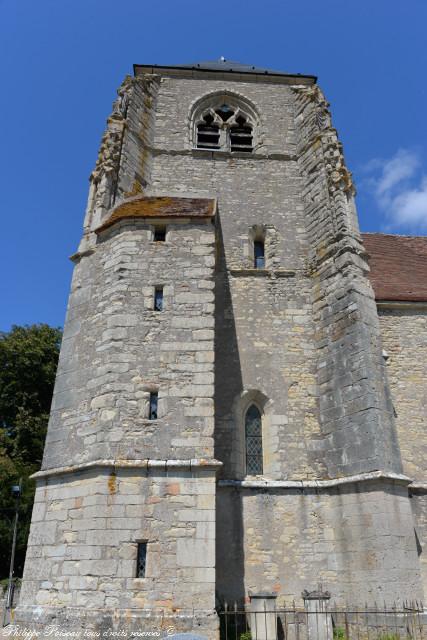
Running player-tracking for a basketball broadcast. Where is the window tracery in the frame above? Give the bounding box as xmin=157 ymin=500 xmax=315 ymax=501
xmin=192 ymin=96 xmax=258 ymax=153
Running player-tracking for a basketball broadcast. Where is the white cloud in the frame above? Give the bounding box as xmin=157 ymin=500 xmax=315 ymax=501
xmin=375 ymin=149 xmax=419 ymax=198
xmin=362 ymin=149 xmax=427 ymax=232
xmin=391 ymin=177 xmax=427 ymax=228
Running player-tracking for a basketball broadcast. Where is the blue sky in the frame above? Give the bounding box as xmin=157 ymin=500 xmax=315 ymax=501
xmin=1 ymin=0 xmax=426 ymax=331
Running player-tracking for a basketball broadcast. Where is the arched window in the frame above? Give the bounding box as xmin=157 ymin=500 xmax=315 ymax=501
xmin=193 ymin=97 xmax=257 ymax=152
xmin=245 ymin=405 xmax=263 ymax=475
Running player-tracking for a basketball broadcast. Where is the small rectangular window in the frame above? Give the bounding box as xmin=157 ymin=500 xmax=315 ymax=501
xmin=254 ymin=241 xmax=265 ymax=269
xmin=154 ymin=286 xmax=164 ymax=311
xmin=154 ymin=227 xmax=166 ymax=242
xmin=136 ymin=542 xmax=147 ymax=578
xmin=149 ymin=392 xmax=158 ymax=420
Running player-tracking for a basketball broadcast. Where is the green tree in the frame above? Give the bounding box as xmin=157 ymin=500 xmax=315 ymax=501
xmin=0 ymin=324 xmax=61 ymax=579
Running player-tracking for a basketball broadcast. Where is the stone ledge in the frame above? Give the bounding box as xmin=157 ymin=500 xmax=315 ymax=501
xmin=137 ymin=144 xmax=297 ymax=161
xmin=190 ymin=148 xmax=297 ymax=161
xmin=32 ymin=458 xmax=223 ymax=480
xmin=96 ymin=195 xmax=217 ymax=234
xmin=229 ymin=268 xmax=297 ymax=278
xmin=408 ymin=483 xmax=427 ymax=493
xmin=218 ymin=470 xmax=412 ymax=490
xmin=69 ymin=247 xmax=96 ymax=263
xmin=376 ymin=300 xmax=427 ymax=310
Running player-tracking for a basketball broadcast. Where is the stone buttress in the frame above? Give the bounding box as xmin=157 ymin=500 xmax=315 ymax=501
xmin=16 ymin=62 xmax=425 ymax=636
xmin=16 ymin=75 xmax=219 ymax=637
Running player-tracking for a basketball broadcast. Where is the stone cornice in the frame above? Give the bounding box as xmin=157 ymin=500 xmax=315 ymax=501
xmin=408 ymin=483 xmax=427 ymax=493
xmin=138 ymin=146 xmax=297 ymax=161
xmin=32 ymin=458 xmax=223 ymax=480
xmin=95 ymin=195 xmax=217 ymax=234
xmin=69 ymin=247 xmax=96 ymax=263
xmin=228 ymin=268 xmax=297 ymax=278
xmin=376 ymin=300 xmax=427 ymax=310
xmin=134 ymin=64 xmax=316 ymax=86
xmin=218 ymin=470 xmax=412 ymax=490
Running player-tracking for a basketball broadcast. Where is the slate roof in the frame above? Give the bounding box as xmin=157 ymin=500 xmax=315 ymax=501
xmin=161 ymin=60 xmax=299 ymax=75
xmin=133 ymin=59 xmax=316 ymax=81
xmin=362 ymin=233 xmax=427 ymax=302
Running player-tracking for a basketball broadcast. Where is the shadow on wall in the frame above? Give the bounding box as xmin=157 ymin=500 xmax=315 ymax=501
xmin=214 ymin=210 xmax=246 ymax=607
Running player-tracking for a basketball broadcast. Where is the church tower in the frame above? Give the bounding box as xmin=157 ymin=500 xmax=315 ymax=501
xmin=16 ymin=60 xmax=424 ymax=637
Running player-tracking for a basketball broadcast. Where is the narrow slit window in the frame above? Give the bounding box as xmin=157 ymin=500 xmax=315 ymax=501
xmin=254 ymin=240 xmax=265 ymax=269
xmin=149 ymin=392 xmax=158 ymax=420
xmin=154 ymin=286 xmax=164 ymax=311
xmin=136 ymin=542 xmax=147 ymax=578
xmin=154 ymin=227 xmax=166 ymax=242
xmin=245 ymin=405 xmax=263 ymax=475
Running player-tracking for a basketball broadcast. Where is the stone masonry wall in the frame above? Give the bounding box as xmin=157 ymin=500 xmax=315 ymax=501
xmin=17 ymin=68 xmax=426 ymax=633
xmin=18 ymin=466 xmax=217 ymax=636
xmin=131 ymin=73 xmax=423 ymax=605
xmin=410 ymin=494 xmax=427 ymax=607
xmin=42 ymin=219 xmax=215 ymax=469
xmin=293 ymin=86 xmax=402 ymax=477
xmin=377 ymin=306 xmax=427 ymax=599
xmin=18 ymin=74 xmax=221 ymax=635
xmin=378 ymin=307 xmax=427 ymax=479
xmin=217 ymin=479 xmax=423 ymax=607
xmin=139 ymin=76 xmax=325 ymax=480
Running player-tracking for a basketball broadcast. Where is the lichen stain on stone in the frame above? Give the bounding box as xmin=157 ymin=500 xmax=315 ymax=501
xmin=124 ymin=180 xmax=144 ymax=198
xmin=317 ymin=242 xmax=328 ymax=260
xmin=166 ymin=482 xmax=180 ymax=496
xmin=108 ymin=471 xmax=117 ymax=495
xmin=96 ymin=195 xmax=215 ymax=233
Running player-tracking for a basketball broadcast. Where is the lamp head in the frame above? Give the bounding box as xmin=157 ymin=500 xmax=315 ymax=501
xmin=11 ymin=485 xmax=21 ymax=497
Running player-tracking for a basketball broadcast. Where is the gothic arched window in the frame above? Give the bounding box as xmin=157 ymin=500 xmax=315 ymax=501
xmin=195 ymin=101 xmax=255 ymax=152
xmin=245 ymin=405 xmax=263 ymax=475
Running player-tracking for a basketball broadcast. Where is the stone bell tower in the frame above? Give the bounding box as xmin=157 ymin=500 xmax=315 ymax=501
xmin=16 ymin=60 xmax=424 ymax=637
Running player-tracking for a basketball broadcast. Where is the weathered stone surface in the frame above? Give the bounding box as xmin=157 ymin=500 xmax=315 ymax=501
xmin=15 ymin=61 xmax=426 ymax=638
xmin=377 ymin=305 xmax=427 ymax=596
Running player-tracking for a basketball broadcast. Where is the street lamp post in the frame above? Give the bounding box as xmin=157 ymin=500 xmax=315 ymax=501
xmin=4 ymin=480 xmax=22 ymax=622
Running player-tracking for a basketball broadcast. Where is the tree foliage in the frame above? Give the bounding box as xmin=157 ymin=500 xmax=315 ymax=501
xmin=0 ymin=324 xmax=61 ymax=579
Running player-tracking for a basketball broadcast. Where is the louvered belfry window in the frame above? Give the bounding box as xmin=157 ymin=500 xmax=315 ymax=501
xmin=196 ymin=104 xmax=253 ymax=152
xmin=245 ymin=405 xmax=263 ymax=475
xmin=196 ymin=113 xmax=220 ymax=149
xmin=230 ymin=115 xmax=253 ymax=152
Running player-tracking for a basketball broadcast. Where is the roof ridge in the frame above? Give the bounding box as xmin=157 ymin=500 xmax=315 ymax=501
xmin=133 ymin=60 xmax=317 ymax=81
xmin=362 ymin=232 xmax=427 ymax=239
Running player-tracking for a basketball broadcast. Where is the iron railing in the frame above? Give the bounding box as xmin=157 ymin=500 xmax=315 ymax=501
xmin=218 ymin=601 xmax=426 ymax=640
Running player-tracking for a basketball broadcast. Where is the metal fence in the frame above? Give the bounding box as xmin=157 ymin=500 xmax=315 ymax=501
xmin=218 ymin=601 xmax=426 ymax=640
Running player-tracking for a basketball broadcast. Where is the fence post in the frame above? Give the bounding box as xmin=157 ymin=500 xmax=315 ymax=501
xmin=248 ymin=591 xmax=278 ymax=640
xmin=302 ymin=587 xmax=332 ymax=640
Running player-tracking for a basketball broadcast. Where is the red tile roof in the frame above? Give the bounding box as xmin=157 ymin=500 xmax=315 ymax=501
xmin=96 ymin=196 xmax=216 ymax=233
xmin=362 ymin=233 xmax=427 ymax=302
